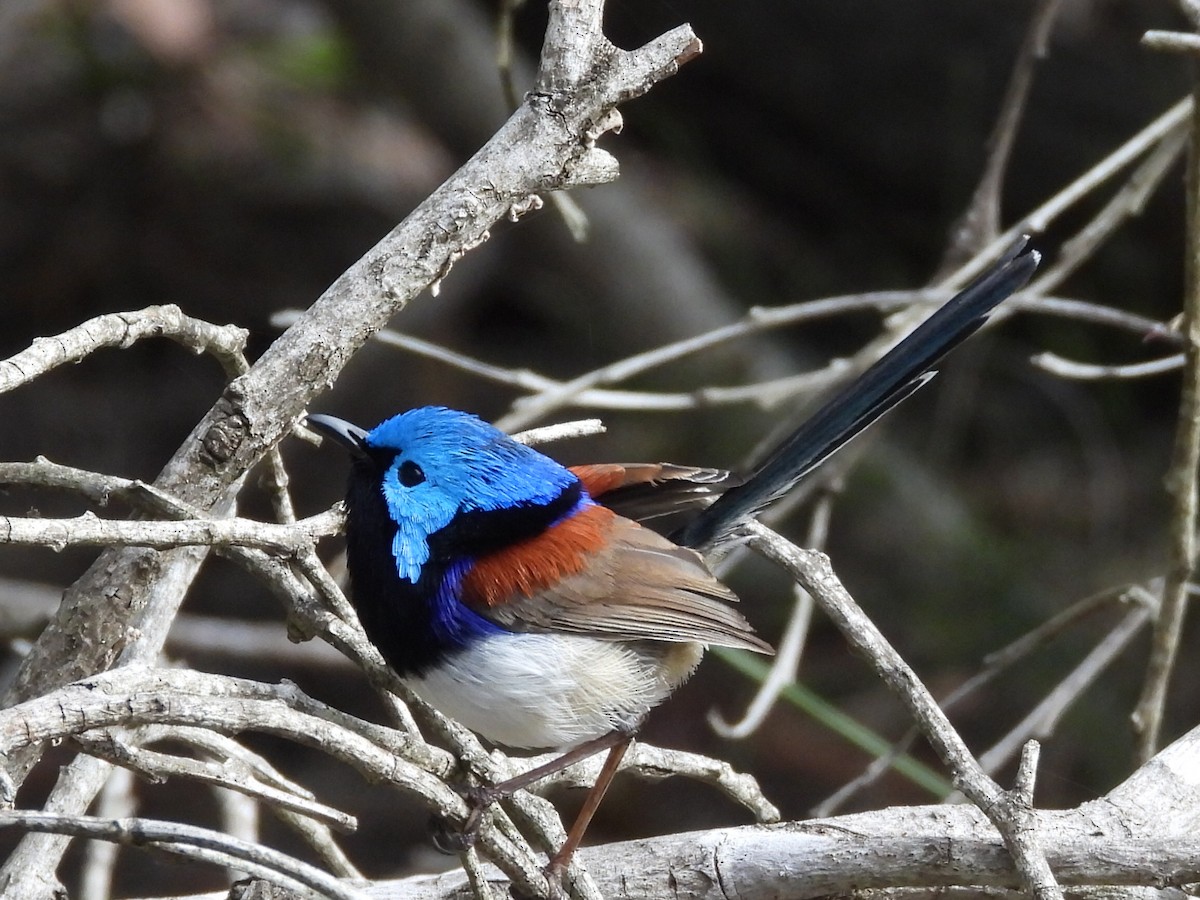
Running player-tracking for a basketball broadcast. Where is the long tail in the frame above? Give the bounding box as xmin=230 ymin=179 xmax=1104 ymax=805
xmin=674 ymin=239 xmax=1039 ymax=551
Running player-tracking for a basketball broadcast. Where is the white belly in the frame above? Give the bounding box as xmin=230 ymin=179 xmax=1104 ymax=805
xmin=405 ymin=633 xmax=703 ymax=750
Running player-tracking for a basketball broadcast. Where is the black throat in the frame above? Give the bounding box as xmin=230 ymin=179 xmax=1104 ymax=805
xmin=341 ymin=458 xmax=581 ymax=677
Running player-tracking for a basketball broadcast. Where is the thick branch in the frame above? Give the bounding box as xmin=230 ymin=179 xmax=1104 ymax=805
xmin=129 ymin=802 xmax=1200 ymax=900
xmin=0 ymin=0 xmax=700 ymax=804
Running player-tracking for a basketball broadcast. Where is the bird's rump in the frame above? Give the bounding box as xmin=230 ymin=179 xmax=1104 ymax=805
xmin=569 ymin=462 xmax=738 ymax=521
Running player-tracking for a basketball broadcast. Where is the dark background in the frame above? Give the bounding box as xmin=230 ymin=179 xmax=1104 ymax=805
xmin=0 ymin=0 xmax=1194 ymax=893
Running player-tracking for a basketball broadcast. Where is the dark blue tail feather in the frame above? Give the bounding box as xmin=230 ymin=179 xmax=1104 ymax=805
xmin=674 ymin=240 xmax=1039 ymax=551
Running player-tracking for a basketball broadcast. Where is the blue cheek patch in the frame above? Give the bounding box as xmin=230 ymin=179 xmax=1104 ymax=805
xmin=390 ymin=526 xmax=427 ymax=584
xmin=381 ymin=464 xmax=458 ymax=583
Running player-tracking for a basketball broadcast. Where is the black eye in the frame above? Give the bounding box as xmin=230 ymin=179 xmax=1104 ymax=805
xmin=397 ymin=460 xmax=425 ymax=487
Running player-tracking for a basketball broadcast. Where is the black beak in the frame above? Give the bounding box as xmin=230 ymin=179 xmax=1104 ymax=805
xmin=306 ymin=413 xmax=370 ymax=457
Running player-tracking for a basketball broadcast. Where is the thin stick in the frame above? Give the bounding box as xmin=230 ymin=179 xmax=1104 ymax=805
xmin=0 ymin=306 xmax=249 ymax=394
xmin=814 ymin=583 xmax=1147 ymax=816
xmin=0 ymin=808 xmax=369 ymax=900
xmin=1132 ymin=65 xmax=1200 ymax=761
xmin=0 ymin=507 xmax=344 ymax=554
xmin=273 ymin=292 xmax=1174 ymax=420
xmin=942 ymin=97 xmax=1190 ymax=290
xmin=1032 ymin=353 xmax=1185 ymax=380
xmin=1033 ymin=128 xmax=1188 ymax=295
xmin=944 ymin=0 xmax=1064 ymax=259
xmin=977 ymin=604 xmax=1151 ymax=775
xmin=708 ymin=488 xmax=834 ymax=738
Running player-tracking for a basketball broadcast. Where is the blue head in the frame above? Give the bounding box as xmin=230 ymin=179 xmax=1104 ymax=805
xmin=309 ymin=407 xmax=580 ymax=583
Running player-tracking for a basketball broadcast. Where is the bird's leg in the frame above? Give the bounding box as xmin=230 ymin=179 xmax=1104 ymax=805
xmin=455 ymin=729 xmax=631 ymax=843
xmin=544 ymin=734 xmax=631 ymax=878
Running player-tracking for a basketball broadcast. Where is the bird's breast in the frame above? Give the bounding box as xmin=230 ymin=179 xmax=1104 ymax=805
xmin=404 ymin=632 xmax=703 ymax=750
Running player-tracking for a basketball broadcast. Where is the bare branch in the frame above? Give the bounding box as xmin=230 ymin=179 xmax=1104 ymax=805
xmin=709 ymin=488 xmax=835 ymax=739
xmin=75 ymin=730 xmax=357 ymax=833
xmin=1144 ymin=30 xmax=1200 ymax=53
xmin=1032 ymin=353 xmax=1185 ymax=380
xmin=280 ymin=287 xmax=1175 ymax=427
xmin=511 ymin=419 xmax=607 ymax=445
xmin=1133 ymin=60 xmax=1200 ymax=761
xmin=0 ymin=508 xmax=344 ymax=554
xmin=152 ymin=725 xmax=363 ymax=878
xmin=1033 ymin=127 xmax=1188 ymax=296
xmin=943 ymin=98 xmax=1190 ymax=290
xmin=747 ymin=523 xmax=1063 ymax=900
xmin=815 ymin=583 xmax=1152 ymax=817
xmin=0 ymin=458 xmax=146 ymax=507
xmin=505 ymin=742 xmax=780 ymax=824
xmin=0 ymin=808 xmax=369 ymax=900
xmin=975 ymin=604 xmax=1151 ymax=778
xmin=944 ymin=0 xmax=1065 ymax=260
xmin=0 ymin=667 xmax=458 ymax=807
xmin=0 ymin=306 xmax=249 ymax=394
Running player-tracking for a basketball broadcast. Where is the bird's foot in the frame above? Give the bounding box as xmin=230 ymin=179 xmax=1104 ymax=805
xmin=540 ymin=859 xmax=569 ymax=900
xmin=505 ymin=861 xmax=567 ymax=900
xmin=428 ymin=783 xmax=498 ymax=855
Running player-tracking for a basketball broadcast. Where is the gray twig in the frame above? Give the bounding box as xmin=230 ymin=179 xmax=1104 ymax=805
xmin=1132 ymin=50 xmax=1200 ymax=762
xmin=0 ymin=808 xmax=369 ymax=900
xmin=943 ymin=0 xmax=1064 ymax=262
xmin=747 ymin=523 xmax=1064 ymax=900
xmin=708 ymin=487 xmax=835 ymax=740
xmin=0 ymin=508 xmax=344 ymax=554
xmin=0 ymin=305 xmax=249 ymax=394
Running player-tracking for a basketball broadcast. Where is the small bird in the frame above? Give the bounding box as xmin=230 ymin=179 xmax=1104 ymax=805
xmin=308 ymin=241 xmax=1038 ymax=874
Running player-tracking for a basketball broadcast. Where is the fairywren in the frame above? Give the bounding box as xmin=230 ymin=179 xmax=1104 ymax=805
xmin=308 ymin=240 xmax=1038 ymax=873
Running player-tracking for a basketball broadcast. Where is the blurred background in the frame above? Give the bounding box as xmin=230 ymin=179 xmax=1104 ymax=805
xmin=0 ymin=0 xmax=1194 ymax=894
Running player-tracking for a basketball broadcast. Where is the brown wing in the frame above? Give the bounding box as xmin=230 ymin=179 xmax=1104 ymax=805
xmin=460 ymin=505 xmax=772 ymax=654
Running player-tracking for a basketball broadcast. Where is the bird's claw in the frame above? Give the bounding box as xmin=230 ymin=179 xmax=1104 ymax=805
xmin=427 ymin=813 xmax=475 ymax=854
xmin=428 ymin=783 xmax=498 ymax=855
xmin=540 ymin=861 xmax=569 ymax=900
xmin=506 ymin=864 xmax=567 ymax=900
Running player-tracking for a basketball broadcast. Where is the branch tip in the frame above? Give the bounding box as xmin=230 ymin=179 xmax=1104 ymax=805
xmin=677 ymin=35 xmax=703 ymax=67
